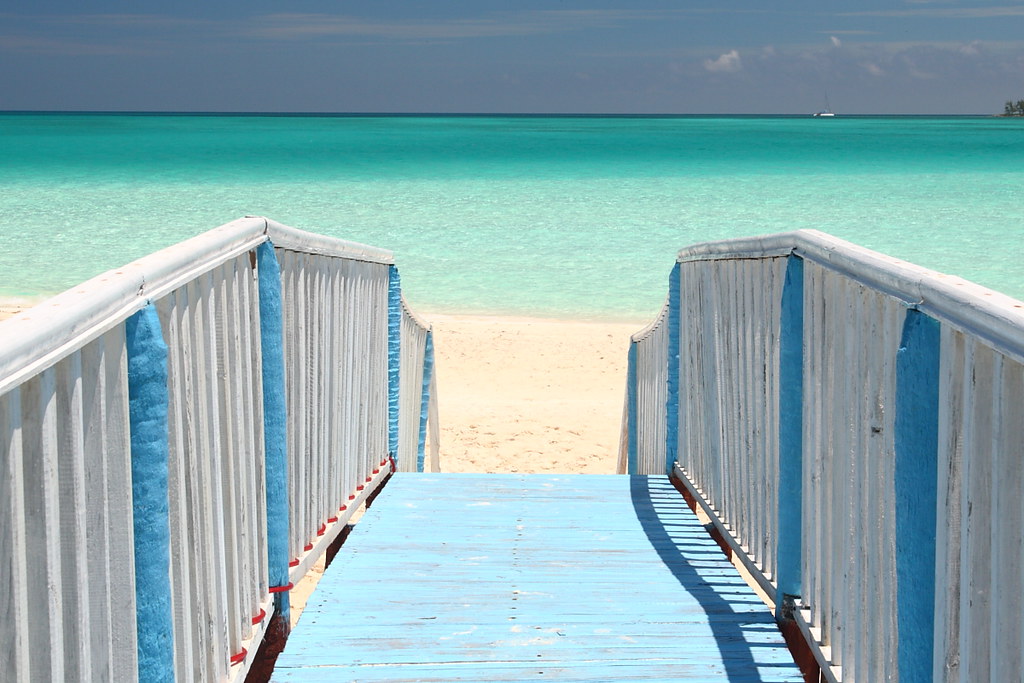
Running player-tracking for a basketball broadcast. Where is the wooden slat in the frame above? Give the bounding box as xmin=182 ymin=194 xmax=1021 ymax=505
xmin=0 ymin=388 xmax=30 ymax=682
xmin=54 ymin=351 xmax=91 ymax=680
xmin=273 ymin=474 xmax=802 ymax=682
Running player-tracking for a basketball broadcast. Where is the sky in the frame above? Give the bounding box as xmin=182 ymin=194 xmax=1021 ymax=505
xmin=1 ymin=1 xmax=1023 ymax=114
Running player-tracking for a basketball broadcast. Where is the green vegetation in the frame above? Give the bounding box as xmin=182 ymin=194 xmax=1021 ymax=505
xmin=1004 ymin=100 xmax=1024 ymax=116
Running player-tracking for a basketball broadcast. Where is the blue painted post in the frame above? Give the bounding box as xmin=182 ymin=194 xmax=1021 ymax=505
xmin=665 ymin=262 xmax=681 ymax=475
xmin=626 ymin=341 xmax=639 ymax=474
xmin=125 ymin=304 xmax=175 ymax=683
xmin=894 ymin=309 xmax=940 ymax=682
xmin=776 ymin=254 xmax=804 ymax=620
xmin=257 ymin=242 xmax=291 ymax=621
xmin=387 ymin=266 xmax=402 ymax=463
xmin=416 ymin=331 xmax=436 ymax=472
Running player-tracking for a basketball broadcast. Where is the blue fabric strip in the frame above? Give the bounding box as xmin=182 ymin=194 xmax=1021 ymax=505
xmin=387 ymin=266 xmax=402 ymax=460
xmin=895 ymin=309 xmax=940 ymax=682
xmin=664 ymin=263 xmax=681 ymax=475
xmin=416 ymin=331 xmax=435 ymax=472
xmin=776 ymin=254 xmax=804 ymax=615
xmin=257 ymin=241 xmax=290 ymax=619
xmin=626 ymin=342 xmax=639 ymax=474
xmin=126 ymin=304 xmax=174 ymax=683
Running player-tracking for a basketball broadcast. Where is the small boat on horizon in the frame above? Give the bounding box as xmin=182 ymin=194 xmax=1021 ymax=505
xmin=813 ymin=93 xmax=836 ymax=117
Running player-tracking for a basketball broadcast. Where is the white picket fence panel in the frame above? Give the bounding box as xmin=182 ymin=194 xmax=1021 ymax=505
xmin=0 ymin=216 xmax=437 ymax=682
xmin=622 ymin=229 xmax=1024 ymax=682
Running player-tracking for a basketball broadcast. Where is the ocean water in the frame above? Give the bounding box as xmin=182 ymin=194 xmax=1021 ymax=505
xmin=2 ymin=113 xmax=1022 ymax=321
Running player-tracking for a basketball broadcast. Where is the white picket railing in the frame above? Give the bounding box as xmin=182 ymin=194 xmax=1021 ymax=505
xmin=621 ymin=229 xmax=1024 ymax=682
xmin=0 ymin=216 xmax=438 ymax=682
xmin=397 ymin=298 xmax=439 ymax=473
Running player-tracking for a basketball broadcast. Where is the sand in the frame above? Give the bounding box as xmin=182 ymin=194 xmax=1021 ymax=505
xmin=427 ymin=313 xmax=642 ymax=474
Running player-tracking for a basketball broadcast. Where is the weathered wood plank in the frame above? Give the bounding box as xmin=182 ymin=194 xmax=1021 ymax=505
xmin=273 ymin=474 xmax=801 ymax=681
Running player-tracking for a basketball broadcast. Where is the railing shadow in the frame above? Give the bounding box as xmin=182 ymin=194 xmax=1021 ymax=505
xmin=629 ymin=474 xmax=797 ymax=682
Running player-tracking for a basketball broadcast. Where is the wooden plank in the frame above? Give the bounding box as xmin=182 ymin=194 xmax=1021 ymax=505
xmin=21 ymin=368 xmax=65 ymax=681
xmin=55 ymin=351 xmax=91 ymax=680
xmin=273 ymin=474 xmax=802 ymax=681
xmin=0 ymin=388 xmax=30 ymax=682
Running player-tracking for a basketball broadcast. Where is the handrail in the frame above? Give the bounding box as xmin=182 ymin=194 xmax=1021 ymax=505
xmin=0 ymin=217 xmax=394 ymax=398
xmin=624 ymin=230 xmax=1024 ymax=681
xmin=678 ymin=229 xmax=1024 ymax=364
xmin=0 ymin=218 xmax=436 ymax=682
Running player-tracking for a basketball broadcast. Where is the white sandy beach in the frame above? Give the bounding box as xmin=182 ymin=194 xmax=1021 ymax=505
xmin=427 ymin=313 xmax=641 ymax=474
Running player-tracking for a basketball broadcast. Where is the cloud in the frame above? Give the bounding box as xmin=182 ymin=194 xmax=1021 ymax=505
xmin=830 ymin=35 xmax=842 ymax=48
xmin=704 ymin=49 xmax=742 ymax=73
xmin=237 ymin=10 xmax=679 ymax=42
xmin=841 ymin=6 xmax=1024 ymax=18
xmin=959 ymin=41 xmax=983 ymax=56
xmin=0 ymin=33 xmax=139 ymax=55
xmin=862 ymin=62 xmax=886 ymax=76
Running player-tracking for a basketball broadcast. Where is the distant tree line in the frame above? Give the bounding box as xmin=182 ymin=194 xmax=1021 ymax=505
xmin=1005 ymin=100 xmax=1024 ymax=116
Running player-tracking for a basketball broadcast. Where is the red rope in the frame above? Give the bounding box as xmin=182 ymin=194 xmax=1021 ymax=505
xmin=252 ymin=608 xmax=266 ymax=625
xmin=230 ymin=647 xmax=248 ymax=665
xmin=268 ymin=583 xmax=293 ymax=594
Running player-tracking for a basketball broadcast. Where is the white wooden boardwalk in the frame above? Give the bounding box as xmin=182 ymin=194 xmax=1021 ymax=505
xmin=272 ymin=473 xmax=802 ymax=682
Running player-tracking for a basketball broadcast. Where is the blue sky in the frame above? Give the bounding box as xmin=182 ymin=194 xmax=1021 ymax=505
xmin=2 ymin=1 xmax=1023 ymax=114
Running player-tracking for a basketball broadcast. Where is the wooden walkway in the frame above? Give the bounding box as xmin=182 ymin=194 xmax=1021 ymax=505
xmin=271 ymin=474 xmax=803 ymax=682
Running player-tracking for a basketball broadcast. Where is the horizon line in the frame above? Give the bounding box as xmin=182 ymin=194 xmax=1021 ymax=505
xmin=0 ymin=109 xmax=999 ymax=118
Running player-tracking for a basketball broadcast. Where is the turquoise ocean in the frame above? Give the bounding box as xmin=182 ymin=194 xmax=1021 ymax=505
xmin=1 ymin=113 xmax=1022 ymax=321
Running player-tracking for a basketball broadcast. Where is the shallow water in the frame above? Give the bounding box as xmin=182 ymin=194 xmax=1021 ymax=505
xmin=2 ymin=113 xmax=1022 ymax=319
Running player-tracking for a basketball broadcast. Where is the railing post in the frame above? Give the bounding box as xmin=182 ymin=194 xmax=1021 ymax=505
xmin=416 ymin=330 xmax=435 ymax=473
xmin=894 ymin=308 xmax=940 ymax=682
xmin=387 ymin=266 xmax=401 ymax=464
xmin=257 ymin=242 xmax=291 ymax=624
xmin=126 ymin=304 xmax=175 ymax=683
xmin=776 ymin=253 xmax=804 ymax=620
xmin=665 ymin=262 xmax=681 ymax=475
xmin=626 ymin=341 xmax=639 ymax=474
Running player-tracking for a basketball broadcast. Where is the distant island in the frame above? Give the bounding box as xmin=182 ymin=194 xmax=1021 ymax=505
xmin=1004 ymin=100 xmax=1024 ymax=116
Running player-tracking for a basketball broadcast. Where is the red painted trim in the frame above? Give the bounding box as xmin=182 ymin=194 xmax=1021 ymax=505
xmin=268 ymin=583 xmax=293 ymax=594
xmin=252 ymin=608 xmax=266 ymax=625
xmin=230 ymin=647 xmax=248 ymax=665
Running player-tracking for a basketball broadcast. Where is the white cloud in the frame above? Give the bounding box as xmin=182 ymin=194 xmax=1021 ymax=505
xmin=959 ymin=41 xmax=982 ymax=56
xmin=703 ymin=49 xmax=742 ymax=73
xmin=841 ymin=6 xmax=1024 ymax=18
xmin=863 ymin=62 xmax=885 ymax=76
xmin=830 ymin=35 xmax=842 ymax=48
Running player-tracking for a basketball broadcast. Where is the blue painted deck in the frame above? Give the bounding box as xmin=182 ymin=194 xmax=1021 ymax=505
xmin=272 ymin=474 xmax=803 ymax=682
